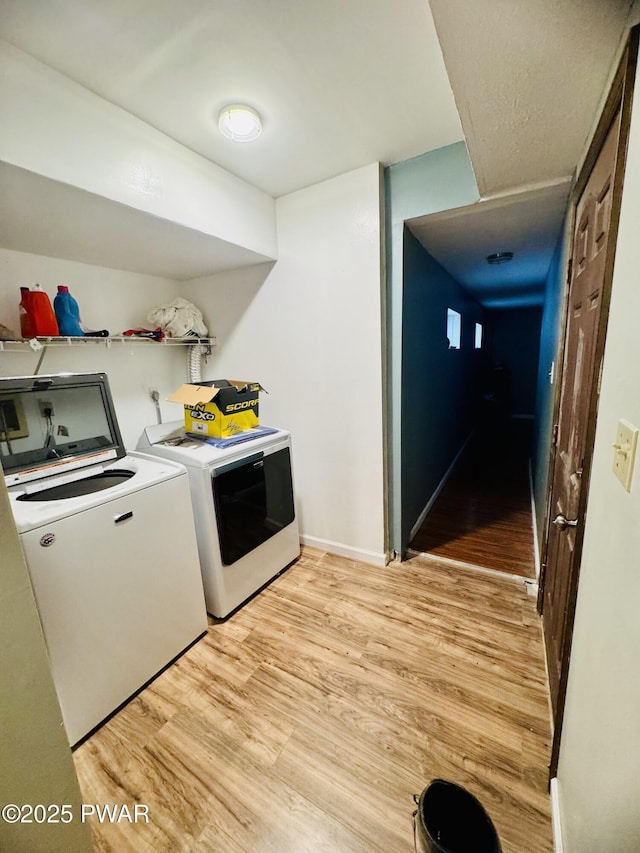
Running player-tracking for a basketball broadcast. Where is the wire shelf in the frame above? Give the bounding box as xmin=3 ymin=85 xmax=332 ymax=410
xmin=0 ymin=335 xmax=216 ymax=353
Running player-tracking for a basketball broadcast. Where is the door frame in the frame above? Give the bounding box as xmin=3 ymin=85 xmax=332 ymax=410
xmin=537 ymin=26 xmax=639 ymax=777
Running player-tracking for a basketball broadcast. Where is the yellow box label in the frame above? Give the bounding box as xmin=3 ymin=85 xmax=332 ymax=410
xmin=184 ymin=403 xmax=258 ymax=437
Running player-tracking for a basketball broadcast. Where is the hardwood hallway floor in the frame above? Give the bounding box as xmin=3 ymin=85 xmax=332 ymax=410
xmin=409 ymin=419 xmax=537 ymax=579
xmin=73 ymin=547 xmax=553 ymax=852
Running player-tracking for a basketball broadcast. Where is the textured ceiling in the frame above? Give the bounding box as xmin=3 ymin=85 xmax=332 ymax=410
xmin=429 ymin=0 xmax=634 ymax=197
xmin=419 ymin=0 xmax=633 ymax=306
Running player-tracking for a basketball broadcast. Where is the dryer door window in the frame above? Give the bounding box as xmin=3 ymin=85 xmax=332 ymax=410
xmin=212 ymin=447 xmax=295 ymax=566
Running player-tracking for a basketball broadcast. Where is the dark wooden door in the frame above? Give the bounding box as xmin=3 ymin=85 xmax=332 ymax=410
xmin=542 ymin=108 xmax=622 ymax=719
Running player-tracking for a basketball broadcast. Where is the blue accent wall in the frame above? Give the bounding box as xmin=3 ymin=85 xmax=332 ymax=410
xmin=401 ymin=228 xmax=483 ymax=549
xmin=387 ymin=143 xmax=479 ymax=223
xmin=385 ymin=142 xmax=479 ymax=555
xmin=533 ymin=224 xmax=568 ymax=548
xmin=484 ymin=306 xmax=543 ymax=417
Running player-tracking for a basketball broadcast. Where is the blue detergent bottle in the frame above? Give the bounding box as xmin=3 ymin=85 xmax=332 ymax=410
xmin=54 ymin=285 xmax=84 ymax=336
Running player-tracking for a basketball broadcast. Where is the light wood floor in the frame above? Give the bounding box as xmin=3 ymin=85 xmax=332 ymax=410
xmin=409 ymin=420 xmax=537 ymax=579
xmin=73 ymin=548 xmax=553 ymax=852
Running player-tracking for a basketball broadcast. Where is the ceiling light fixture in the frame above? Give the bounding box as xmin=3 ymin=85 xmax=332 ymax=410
xmin=217 ymin=104 xmax=262 ymax=142
xmin=486 ymin=252 xmax=514 ymax=265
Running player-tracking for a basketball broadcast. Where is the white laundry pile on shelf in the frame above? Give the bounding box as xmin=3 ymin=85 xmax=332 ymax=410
xmin=147 ymin=298 xmax=208 ymax=338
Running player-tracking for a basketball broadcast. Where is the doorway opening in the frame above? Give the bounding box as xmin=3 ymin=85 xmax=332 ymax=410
xmin=400 ymin=185 xmax=570 ymax=581
xmin=409 ymin=306 xmax=542 ymax=580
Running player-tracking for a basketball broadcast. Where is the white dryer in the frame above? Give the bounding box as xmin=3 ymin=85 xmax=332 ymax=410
xmin=138 ymin=421 xmax=300 ymax=618
xmin=1 ymin=373 xmax=207 ymax=746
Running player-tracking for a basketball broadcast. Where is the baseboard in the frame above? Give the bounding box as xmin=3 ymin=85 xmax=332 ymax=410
xmin=528 ymin=459 xmax=542 ymax=580
xmin=299 ymin=534 xmax=387 ymax=567
xmin=409 ymin=432 xmax=473 ymax=541
xmin=550 ymin=777 xmax=564 ymax=853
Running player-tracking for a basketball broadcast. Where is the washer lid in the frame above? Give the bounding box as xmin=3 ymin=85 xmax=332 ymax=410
xmin=9 ymin=453 xmax=186 ymax=532
xmin=0 ymin=372 xmax=126 ymax=488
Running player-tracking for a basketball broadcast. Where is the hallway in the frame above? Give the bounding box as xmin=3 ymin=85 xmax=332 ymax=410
xmin=409 ymin=419 xmax=537 ymax=579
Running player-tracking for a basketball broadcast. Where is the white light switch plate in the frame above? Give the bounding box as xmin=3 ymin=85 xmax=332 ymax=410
xmin=613 ymin=419 xmax=638 ymax=492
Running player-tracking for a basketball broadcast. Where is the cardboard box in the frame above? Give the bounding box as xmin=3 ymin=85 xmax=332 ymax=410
xmin=167 ymin=380 xmax=264 ymax=438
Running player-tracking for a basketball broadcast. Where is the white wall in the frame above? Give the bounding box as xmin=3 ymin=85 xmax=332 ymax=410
xmin=185 ymin=164 xmax=386 ymax=565
xmin=0 ymin=164 xmax=386 ymax=567
xmin=0 ymin=43 xmax=386 ymax=564
xmin=0 ymin=249 xmax=193 ymax=449
xmin=556 ymin=50 xmax=640 ymax=852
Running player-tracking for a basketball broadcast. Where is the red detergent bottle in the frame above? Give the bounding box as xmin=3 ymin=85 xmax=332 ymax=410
xmin=29 ymin=284 xmax=60 ymax=336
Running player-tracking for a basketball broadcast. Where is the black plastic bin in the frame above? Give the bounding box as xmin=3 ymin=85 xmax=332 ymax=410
xmin=413 ymin=779 xmax=501 ymax=853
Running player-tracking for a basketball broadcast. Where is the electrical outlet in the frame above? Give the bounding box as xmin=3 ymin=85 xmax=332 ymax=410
xmin=612 ymin=419 xmax=638 ymax=492
xmin=38 ymin=400 xmax=54 ymax=418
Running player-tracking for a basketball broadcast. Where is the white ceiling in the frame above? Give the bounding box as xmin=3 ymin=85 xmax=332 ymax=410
xmin=0 ymin=0 xmax=464 ymax=198
xmin=0 ymin=0 xmax=635 ymax=297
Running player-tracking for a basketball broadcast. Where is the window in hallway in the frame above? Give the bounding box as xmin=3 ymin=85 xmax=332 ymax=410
xmin=447 ymin=308 xmax=461 ymax=349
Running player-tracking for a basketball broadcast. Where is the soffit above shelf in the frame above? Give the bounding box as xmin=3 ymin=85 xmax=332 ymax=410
xmin=0 ymin=162 xmax=276 ymax=281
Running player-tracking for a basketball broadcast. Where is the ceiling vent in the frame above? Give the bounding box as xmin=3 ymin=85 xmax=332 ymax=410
xmin=486 ymin=252 xmax=514 ymax=265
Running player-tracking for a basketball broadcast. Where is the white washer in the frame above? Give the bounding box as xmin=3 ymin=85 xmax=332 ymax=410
xmin=2 ymin=373 xmax=207 ymax=746
xmin=138 ymin=421 xmax=300 ymax=618
xmin=8 ymin=452 xmax=208 ymax=746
